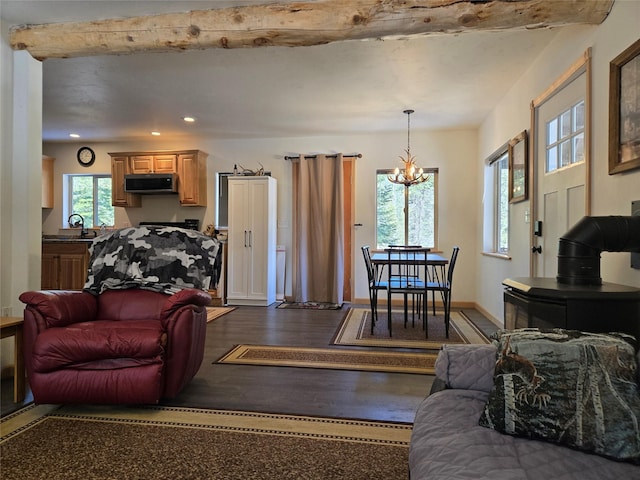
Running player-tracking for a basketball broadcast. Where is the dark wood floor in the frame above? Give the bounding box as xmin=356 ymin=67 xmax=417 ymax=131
xmin=1 ymin=304 xmax=498 ymax=422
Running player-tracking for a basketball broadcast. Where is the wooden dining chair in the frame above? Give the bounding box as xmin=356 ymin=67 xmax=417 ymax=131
xmin=361 ymin=246 xmax=387 ymax=334
xmin=425 ymin=246 xmax=460 ymax=338
xmin=385 ymin=246 xmax=429 ymax=337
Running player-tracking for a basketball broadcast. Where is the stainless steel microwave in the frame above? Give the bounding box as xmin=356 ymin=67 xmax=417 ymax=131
xmin=124 ymin=173 xmax=178 ymax=194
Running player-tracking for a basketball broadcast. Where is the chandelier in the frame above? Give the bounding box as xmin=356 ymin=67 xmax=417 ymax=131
xmin=388 ymin=109 xmax=430 ymax=186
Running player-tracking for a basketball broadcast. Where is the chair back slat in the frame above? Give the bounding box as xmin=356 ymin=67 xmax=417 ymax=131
xmin=361 ymin=245 xmax=375 ymax=284
xmin=385 ymin=246 xmax=429 ymax=291
xmin=447 ymin=246 xmax=460 ymax=285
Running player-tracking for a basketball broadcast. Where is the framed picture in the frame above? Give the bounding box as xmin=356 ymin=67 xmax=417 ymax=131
xmin=508 ymin=130 xmax=528 ymax=203
xmin=609 ymin=39 xmax=640 ymax=175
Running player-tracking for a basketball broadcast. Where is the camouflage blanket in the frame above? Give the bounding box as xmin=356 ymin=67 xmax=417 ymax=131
xmin=83 ymin=226 xmax=219 ymax=295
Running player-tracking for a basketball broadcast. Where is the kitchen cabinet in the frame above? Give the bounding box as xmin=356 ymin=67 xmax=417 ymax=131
xmin=227 ymin=176 xmax=277 ymax=306
xmin=42 ymin=155 xmax=54 ymax=209
xmin=178 ymin=151 xmax=207 ymax=206
xmin=110 ymin=156 xmax=141 ymax=207
xmin=42 ymin=242 xmax=90 ymax=290
xmin=130 ymin=154 xmax=177 ymax=174
xmin=109 ymin=150 xmax=207 ymax=207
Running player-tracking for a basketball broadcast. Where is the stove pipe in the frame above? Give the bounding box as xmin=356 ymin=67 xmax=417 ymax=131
xmin=557 ymin=216 xmax=640 ymax=286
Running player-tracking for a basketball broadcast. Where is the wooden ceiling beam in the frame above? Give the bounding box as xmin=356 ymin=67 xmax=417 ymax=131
xmin=10 ymin=0 xmax=614 ymax=60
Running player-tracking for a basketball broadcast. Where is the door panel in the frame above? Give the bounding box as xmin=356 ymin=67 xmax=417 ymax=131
xmin=542 ymin=191 xmax=559 ymax=277
xmin=568 ymin=185 xmax=586 ymax=228
xmin=227 ymin=180 xmax=249 ymax=299
xmin=248 ymin=180 xmax=269 ymax=299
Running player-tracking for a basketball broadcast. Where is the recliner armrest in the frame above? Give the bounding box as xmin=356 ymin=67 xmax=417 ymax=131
xmin=434 ymin=344 xmax=497 ymax=393
xmin=161 ymin=289 xmax=211 ymax=318
xmin=19 ymin=290 xmax=98 ymax=328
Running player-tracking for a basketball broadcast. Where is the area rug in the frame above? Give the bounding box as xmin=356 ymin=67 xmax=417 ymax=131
xmin=216 ymin=344 xmax=438 ymax=375
xmin=332 ymin=308 xmax=489 ymax=349
xmin=1 ymin=404 xmax=410 ymax=480
xmin=277 ymin=302 xmax=343 ymax=310
xmin=206 ymin=306 xmax=236 ymax=322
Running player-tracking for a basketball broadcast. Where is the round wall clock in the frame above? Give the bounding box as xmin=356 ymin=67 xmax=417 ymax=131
xmin=77 ymin=146 xmax=95 ymax=167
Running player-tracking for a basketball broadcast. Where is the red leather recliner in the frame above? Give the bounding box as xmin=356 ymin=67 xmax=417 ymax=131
xmin=19 ymin=287 xmax=211 ymax=405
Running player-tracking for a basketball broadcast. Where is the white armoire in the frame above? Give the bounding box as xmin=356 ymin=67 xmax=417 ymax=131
xmin=226 ymin=176 xmax=277 ymax=306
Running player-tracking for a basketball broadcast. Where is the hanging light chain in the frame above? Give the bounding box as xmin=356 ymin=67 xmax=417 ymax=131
xmin=406 ymin=109 xmax=412 ymax=154
xmin=388 ymin=109 xmax=429 ymax=187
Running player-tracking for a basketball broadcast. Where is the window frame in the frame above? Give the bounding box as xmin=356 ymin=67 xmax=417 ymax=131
xmin=374 ymin=167 xmax=439 ymax=250
xmin=64 ymin=173 xmax=114 ymax=228
xmin=485 ymin=142 xmax=510 ymax=256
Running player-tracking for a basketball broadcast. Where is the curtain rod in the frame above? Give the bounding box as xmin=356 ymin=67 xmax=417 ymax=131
xmin=283 ymin=153 xmax=362 ymax=161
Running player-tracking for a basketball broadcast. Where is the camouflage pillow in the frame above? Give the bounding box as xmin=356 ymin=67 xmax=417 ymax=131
xmin=478 ymin=328 xmax=640 ymax=463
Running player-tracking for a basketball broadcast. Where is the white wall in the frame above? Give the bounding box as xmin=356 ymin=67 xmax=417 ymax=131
xmin=44 ymin=127 xmax=479 ymax=304
xmin=1 ymin=18 xmax=13 ymax=316
xmin=477 ymin=0 xmax=640 ymax=323
xmin=0 ymin=18 xmax=13 ymax=370
xmin=1 ymin=21 xmax=43 ymax=370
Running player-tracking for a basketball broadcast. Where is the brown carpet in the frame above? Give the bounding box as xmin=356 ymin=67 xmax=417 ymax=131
xmin=332 ymin=308 xmax=489 ymax=349
xmin=1 ymin=404 xmax=410 ymax=480
xmin=216 ymin=344 xmax=438 ymax=374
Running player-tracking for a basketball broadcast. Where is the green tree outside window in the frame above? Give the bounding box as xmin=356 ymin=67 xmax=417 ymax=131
xmin=376 ymin=169 xmax=437 ymax=249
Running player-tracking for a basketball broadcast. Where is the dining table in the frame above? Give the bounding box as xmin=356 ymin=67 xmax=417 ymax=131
xmin=370 ymin=251 xmax=449 ymax=280
xmin=370 ymin=250 xmax=450 ymax=335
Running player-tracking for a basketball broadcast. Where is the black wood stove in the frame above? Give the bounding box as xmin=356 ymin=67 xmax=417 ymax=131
xmin=503 ymin=216 xmax=640 ymax=340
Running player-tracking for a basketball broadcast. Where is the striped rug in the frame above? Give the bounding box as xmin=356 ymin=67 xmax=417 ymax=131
xmin=206 ymin=306 xmax=235 ymax=322
xmin=1 ymin=404 xmax=411 ymax=480
xmin=216 ymin=344 xmax=438 ymax=375
xmin=332 ymin=308 xmax=489 ymax=349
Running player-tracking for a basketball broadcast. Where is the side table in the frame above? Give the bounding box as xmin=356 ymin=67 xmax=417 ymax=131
xmin=0 ymin=316 xmax=25 ymax=402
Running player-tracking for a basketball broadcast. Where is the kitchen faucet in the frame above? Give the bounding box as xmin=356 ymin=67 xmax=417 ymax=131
xmin=68 ymin=213 xmax=91 ymax=238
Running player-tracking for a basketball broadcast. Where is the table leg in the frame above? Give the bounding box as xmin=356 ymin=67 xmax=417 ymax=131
xmin=13 ymin=324 xmax=25 ymax=402
xmin=387 ymin=290 xmax=393 ymax=337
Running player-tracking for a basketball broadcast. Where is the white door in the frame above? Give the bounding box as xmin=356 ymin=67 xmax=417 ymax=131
xmin=532 ymin=58 xmax=590 ymax=277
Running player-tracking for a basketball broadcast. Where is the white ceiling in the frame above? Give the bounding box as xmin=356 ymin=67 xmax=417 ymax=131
xmin=1 ymin=0 xmax=565 ymax=142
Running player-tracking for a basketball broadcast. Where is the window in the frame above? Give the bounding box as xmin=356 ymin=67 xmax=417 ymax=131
xmin=545 ymin=100 xmax=585 ymax=172
xmin=64 ymin=174 xmax=114 ymax=227
xmin=485 ymin=144 xmax=509 ymax=255
xmin=494 ymin=152 xmax=510 ymax=254
xmin=375 ymin=168 xmax=438 ymax=249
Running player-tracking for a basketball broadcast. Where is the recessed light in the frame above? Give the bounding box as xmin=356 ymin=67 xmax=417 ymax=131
xmin=183 ymin=116 xmax=196 ymax=123
xmin=151 ymin=131 xmax=161 ymax=136
xmin=69 ymin=133 xmax=80 ymax=138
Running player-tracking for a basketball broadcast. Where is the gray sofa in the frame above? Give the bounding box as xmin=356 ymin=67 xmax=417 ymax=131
xmin=409 ymin=343 xmax=640 ymax=479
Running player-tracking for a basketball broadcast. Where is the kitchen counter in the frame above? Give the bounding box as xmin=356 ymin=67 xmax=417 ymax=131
xmin=42 ymin=235 xmax=96 ymax=243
